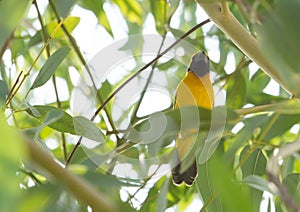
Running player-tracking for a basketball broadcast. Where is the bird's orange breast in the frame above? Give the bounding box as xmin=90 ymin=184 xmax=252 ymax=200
xmin=174 ymin=71 xmax=214 ymax=109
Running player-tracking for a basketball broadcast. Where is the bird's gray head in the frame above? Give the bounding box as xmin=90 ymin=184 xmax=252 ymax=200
xmin=189 ymin=51 xmax=210 ymax=77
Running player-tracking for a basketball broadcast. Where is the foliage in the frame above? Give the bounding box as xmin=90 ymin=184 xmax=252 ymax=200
xmin=0 ymin=0 xmax=300 ymax=211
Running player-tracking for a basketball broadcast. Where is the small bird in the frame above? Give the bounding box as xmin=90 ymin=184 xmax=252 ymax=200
xmin=172 ymin=51 xmax=214 ymax=186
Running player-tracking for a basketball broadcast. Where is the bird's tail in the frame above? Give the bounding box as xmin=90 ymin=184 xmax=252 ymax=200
xmin=172 ymin=159 xmax=197 ymax=186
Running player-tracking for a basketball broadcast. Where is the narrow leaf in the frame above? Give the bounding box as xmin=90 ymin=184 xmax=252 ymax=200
xmin=0 ymin=80 xmax=8 ymax=105
xmin=240 ymin=146 xmax=266 ymax=177
xmin=151 ymin=0 xmax=169 ymax=34
xmin=26 ymin=106 xmax=104 ymax=142
xmin=73 ymin=116 xmax=105 ymax=142
xmin=30 ymin=47 xmax=70 ymax=90
xmin=26 ymin=105 xmax=75 ymax=134
xmin=242 ymin=175 xmax=273 ymax=193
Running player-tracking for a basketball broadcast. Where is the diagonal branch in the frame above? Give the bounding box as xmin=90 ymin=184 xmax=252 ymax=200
xmin=196 ymin=1 xmax=294 ymax=96
xmin=25 ymin=138 xmax=116 ymax=212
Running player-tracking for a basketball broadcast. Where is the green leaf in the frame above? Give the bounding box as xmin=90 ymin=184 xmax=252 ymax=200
xmin=17 ymin=183 xmax=72 ymax=212
xmin=150 ymin=0 xmax=169 ymax=34
xmin=263 ymin=114 xmax=300 ymax=140
xmin=240 ymin=146 xmax=266 ymax=177
xmin=156 ymin=177 xmax=169 ymax=212
xmin=24 ymin=17 xmax=79 ymax=52
xmin=73 ymin=116 xmax=104 ymax=142
xmin=282 ymin=173 xmax=300 ymax=204
xmin=0 ymin=0 xmax=30 ymax=50
xmin=113 ymin=0 xmax=143 ymax=25
xmin=167 ymin=0 xmax=180 ymax=23
xmin=197 ymin=159 xmax=223 ymax=211
xmin=242 ymin=175 xmax=273 ymax=193
xmin=77 ymin=0 xmax=113 ymax=36
xmin=256 ymin=99 xmax=300 ymax=115
xmin=0 ymin=112 xmax=25 ymax=212
xmin=26 ymin=31 xmax=43 ymax=51
xmin=256 ymin=0 xmax=300 ymax=96
xmin=140 ymin=177 xmax=168 ymax=212
xmin=51 ymin=0 xmax=76 ymax=18
xmin=240 ymin=146 xmax=266 ymax=211
xmin=226 ymin=72 xmax=246 ymax=109
xmin=225 ymin=114 xmax=269 ymax=162
xmin=30 ymin=47 xmax=70 ymax=90
xmin=43 ymin=109 xmax=64 ymax=126
xmin=26 ymin=106 xmax=104 ymax=142
xmin=0 ymin=80 xmax=8 ymax=105
xmin=198 ymin=152 xmax=253 ymax=212
xmin=47 ymin=16 xmax=80 ymax=39
xmin=157 ymin=60 xmax=175 ymax=71
xmin=26 ymin=105 xmax=75 ymax=134
xmin=248 ymin=70 xmax=271 ymax=94
xmin=127 ymin=106 xmax=213 ymax=156
xmin=247 ymin=93 xmax=285 ymax=106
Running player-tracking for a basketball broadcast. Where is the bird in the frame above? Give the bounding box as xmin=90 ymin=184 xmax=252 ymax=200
xmin=172 ymin=51 xmax=214 ymax=186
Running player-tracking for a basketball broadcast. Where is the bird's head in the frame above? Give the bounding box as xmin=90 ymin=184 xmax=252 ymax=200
xmin=189 ymin=51 xmax=210 ymax=77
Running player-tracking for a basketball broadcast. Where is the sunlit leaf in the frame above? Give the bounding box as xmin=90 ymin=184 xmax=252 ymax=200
xmin=150 ymin=0 xmax=169 ymax=34
xmin=47 ymin=16 xmax=80 ymax=39
xmin=30 ymin=47 xmax=70 ymax=90
xmin=113 ymin=0 xmax=143 ymax=25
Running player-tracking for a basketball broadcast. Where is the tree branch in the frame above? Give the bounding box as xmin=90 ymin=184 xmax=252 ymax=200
xmin=196 ymin=1 xmax=294 ymax=96
xmin=24 ymin=138 xmax=116 ymax=212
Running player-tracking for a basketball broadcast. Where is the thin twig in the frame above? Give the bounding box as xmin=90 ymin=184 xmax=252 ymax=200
xmin=34 ymin=0 xmax=67 ymax=161
xmin=5 ymin=20 xmax=64 ymax=105
xmin=92 ymin=19 xmax=211 ymax=120
xmin=48 ymin=0 xmax=117 ymax=132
